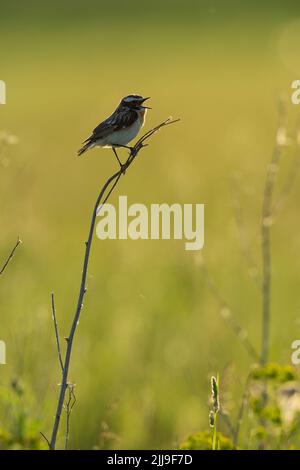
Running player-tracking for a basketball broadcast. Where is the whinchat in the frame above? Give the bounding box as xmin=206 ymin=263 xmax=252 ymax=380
xmin=78 ymin=94 xmax=151 ymax=170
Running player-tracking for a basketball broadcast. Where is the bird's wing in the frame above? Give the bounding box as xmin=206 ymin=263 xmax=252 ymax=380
xmin=84 ymin=109 xmax=137 ymax=144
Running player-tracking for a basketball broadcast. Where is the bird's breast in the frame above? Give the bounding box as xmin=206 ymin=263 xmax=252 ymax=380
xmin=104 ymin=118 xmax=142 ymax=146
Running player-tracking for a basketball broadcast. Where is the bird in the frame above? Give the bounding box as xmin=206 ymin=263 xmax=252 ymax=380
xmin=77 ymin=94 xmax=151 ymax=171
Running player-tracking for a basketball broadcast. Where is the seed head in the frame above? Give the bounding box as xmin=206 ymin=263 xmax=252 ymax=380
xmin=211 ymin=376 xmax=219 ymax=413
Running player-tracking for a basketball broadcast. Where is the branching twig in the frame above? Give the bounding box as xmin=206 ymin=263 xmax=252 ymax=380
xmin=0 ymin=237 xmax=21 ymax=276
xmin=40 ymin=431 xmax=51 ymax=448
xmin=48 ymin=117 xmax=179 ymax=450
xmin=64 ymin=383 xmax=76 ymax=450
xmin=51 ymin=293 xmax=64 ymax=373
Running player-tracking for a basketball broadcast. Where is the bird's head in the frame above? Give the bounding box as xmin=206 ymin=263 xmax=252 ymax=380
xmin=121 ymin=95 xmax=151 ymax=111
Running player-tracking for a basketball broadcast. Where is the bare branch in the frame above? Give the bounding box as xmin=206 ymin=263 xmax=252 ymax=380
xmin=40 ymin=431 xmax=51 ymax=448
xmin=51 ymin=292 xmax=64 ymax=374
xmin=0 ymin=237 xmax=21 ymax=276
xmin=48 ymin=118 xmax=179 ymax=450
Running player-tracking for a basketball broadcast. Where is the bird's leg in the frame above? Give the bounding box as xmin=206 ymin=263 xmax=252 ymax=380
xmin=112 ymin=147 xmax=126 ymax=174
xmin=112 ymin=147 xmax=122 ymax=166
xmin=115 ymin=144 xmax=134 ymax=153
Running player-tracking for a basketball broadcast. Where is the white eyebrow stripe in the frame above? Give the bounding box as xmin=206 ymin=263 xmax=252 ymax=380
xmin=124 ymin=96 xmax=141 ymax=102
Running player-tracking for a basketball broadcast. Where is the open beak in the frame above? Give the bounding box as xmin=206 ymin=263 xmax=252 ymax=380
xmin=141 ymin=97 xmax=151 ymax=109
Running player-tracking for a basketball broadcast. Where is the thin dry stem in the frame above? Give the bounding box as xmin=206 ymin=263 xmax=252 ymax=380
xmin=48 ymin=118 xmax=179 ymax=450
xmin=233 ymin=373 xmax=251 ymax=447
xmin=64 ymin=383 xmax=76 ymax=450
xmin=51 ymin=293 xmax=64 ymax=373
xmin=260 ymin=107 xmax=300 ymax=364
xmin=261 ymin=149 xmax=280 ymax=364
xmin=0 ymin=237 xmax=21 ymax=276
xmin=40 ymin=431 xmax=51 ymax=448
xmin=260 ymin=103 xmax=287 ymax=365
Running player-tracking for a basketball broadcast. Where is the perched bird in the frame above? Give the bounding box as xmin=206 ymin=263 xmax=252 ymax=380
xmin=78 ymin=94 xmax=151 ymax=170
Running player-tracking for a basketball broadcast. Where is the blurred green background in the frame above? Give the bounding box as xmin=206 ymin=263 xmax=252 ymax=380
xmin=1 ymin=0 xmax=300 ymax=449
